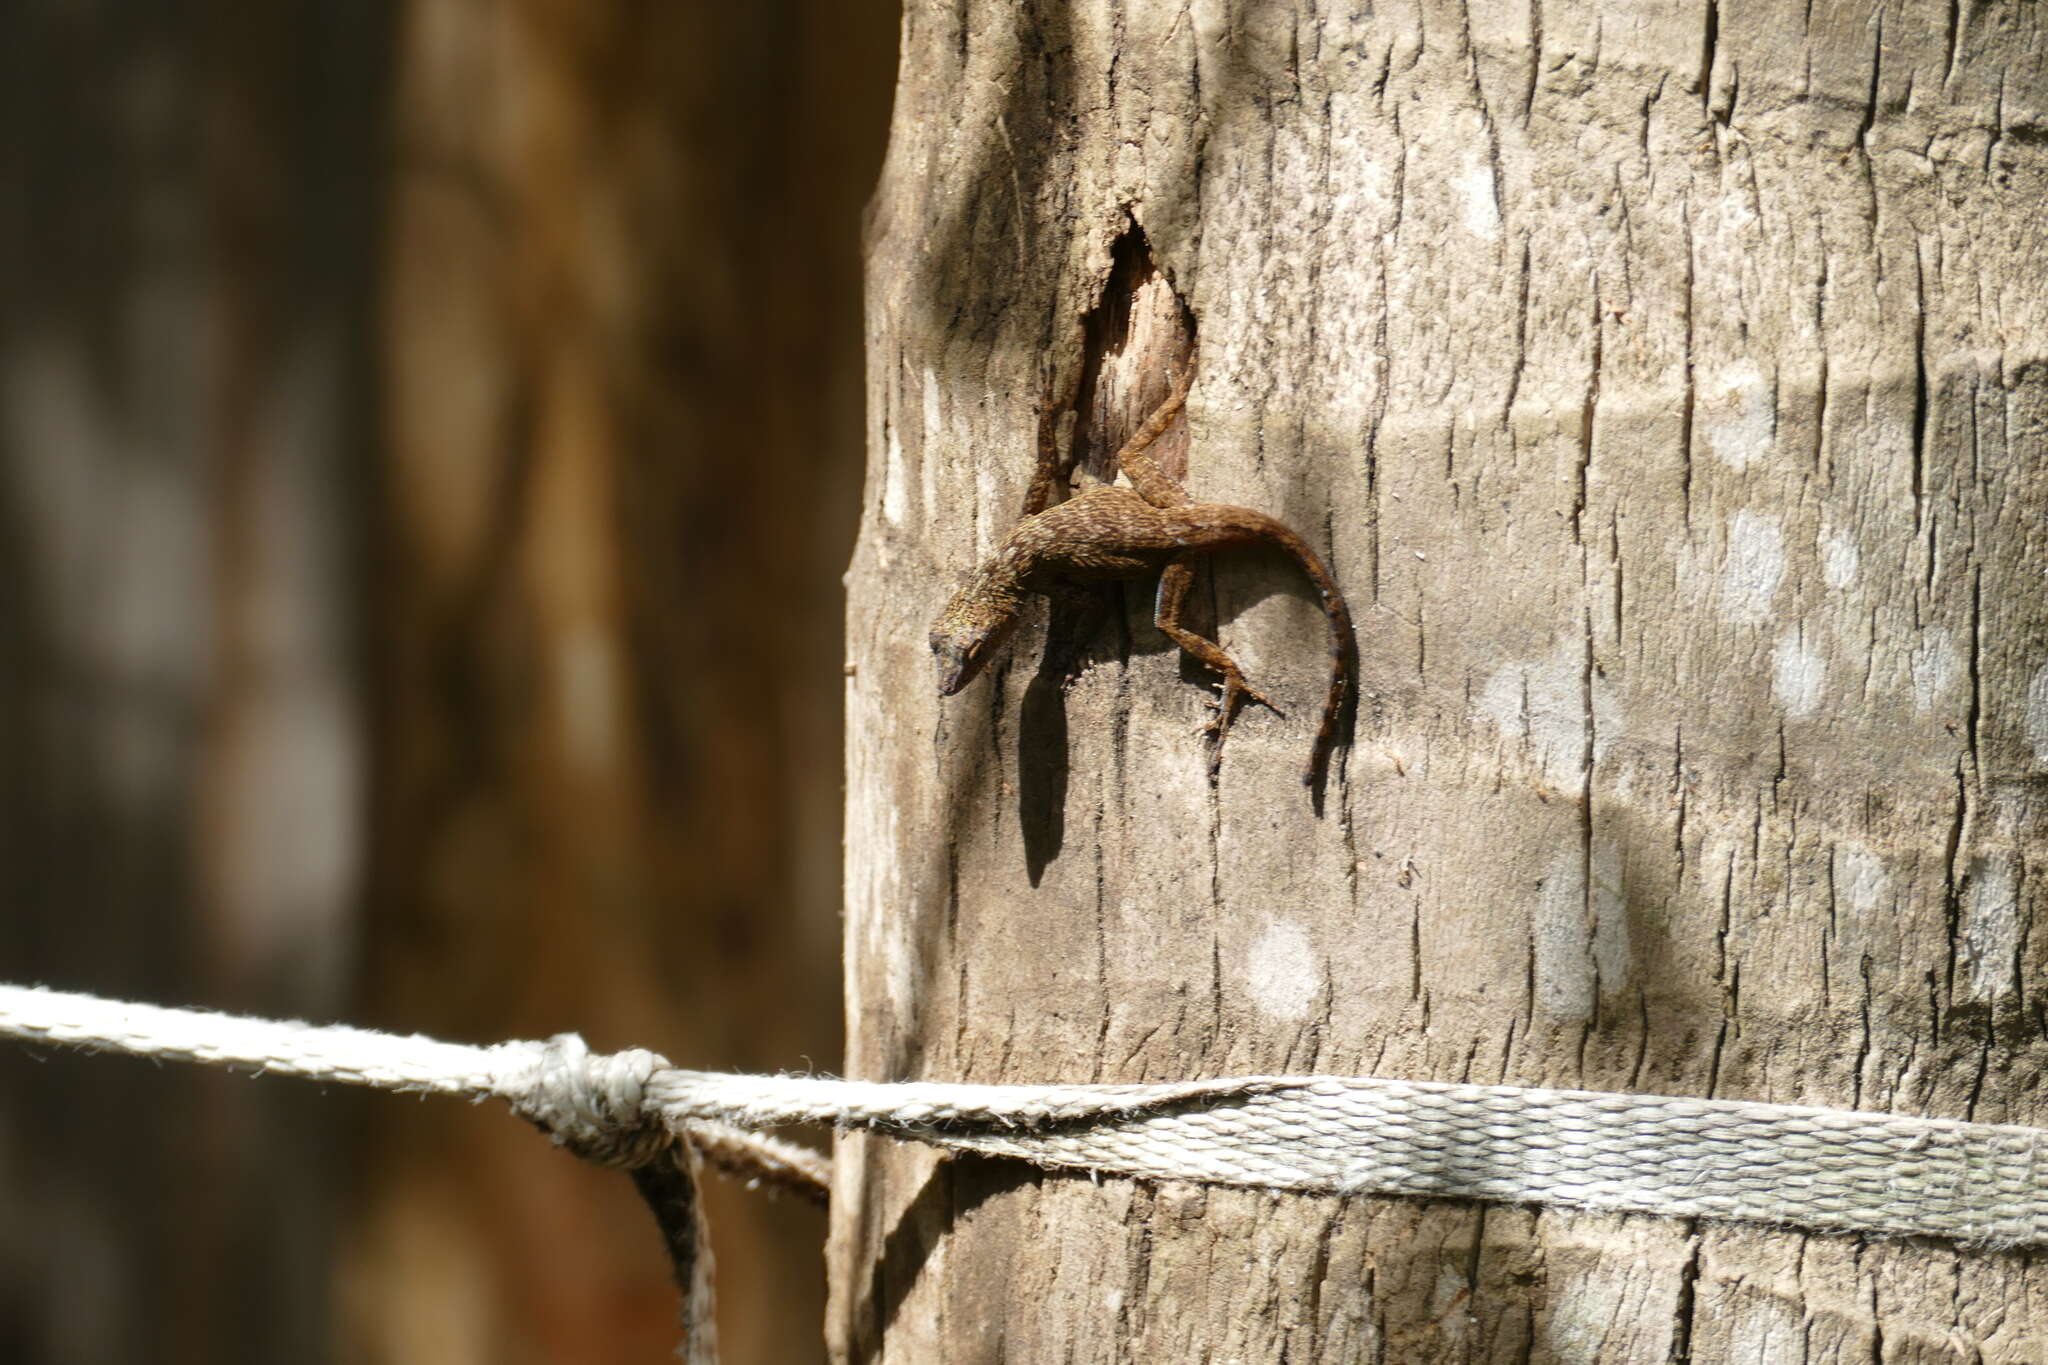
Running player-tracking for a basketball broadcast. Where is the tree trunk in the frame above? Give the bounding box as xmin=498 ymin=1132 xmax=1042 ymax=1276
xmin=836 ymin=2 xmax=2048 ymax=1360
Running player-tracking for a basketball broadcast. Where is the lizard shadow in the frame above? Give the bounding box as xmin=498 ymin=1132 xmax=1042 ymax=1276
xmin=1016 ymin=546 xmax=1355 ymax=883
xmin=1017 ymin=590 xmax=1116 ymax=886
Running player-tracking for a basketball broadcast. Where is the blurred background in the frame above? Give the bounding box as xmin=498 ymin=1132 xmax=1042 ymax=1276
xmin=0 ymin=1 xmax=896 ymax=1360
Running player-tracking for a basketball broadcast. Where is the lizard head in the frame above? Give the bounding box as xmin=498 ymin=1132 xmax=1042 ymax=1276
xmin=929 ymin=570 xmax=1024 ymax=695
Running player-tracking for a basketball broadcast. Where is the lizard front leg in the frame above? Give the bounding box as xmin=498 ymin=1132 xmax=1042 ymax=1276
xmin=1154 ymin=554 xmax=1282 ymax=755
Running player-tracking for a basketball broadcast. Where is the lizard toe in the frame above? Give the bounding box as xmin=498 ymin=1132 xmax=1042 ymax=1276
xmin=1223 ymin=674 xmax=1284 ymax=719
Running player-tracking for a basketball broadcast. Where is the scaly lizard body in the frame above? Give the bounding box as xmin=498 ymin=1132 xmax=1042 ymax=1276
xmin=930 ymin=368 xmax=1354 ymax=784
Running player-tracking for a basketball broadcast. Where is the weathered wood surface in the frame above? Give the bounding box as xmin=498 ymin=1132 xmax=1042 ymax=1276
xmin=836 ymin=1 xmax=2048 ymax=1359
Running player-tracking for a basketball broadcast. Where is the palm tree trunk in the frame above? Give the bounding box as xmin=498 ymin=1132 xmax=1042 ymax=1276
xmin=835 ymin=2 xmax=2048 ymax=1358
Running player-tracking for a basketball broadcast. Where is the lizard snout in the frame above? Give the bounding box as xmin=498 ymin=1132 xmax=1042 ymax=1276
xmin=931 ymin=634 xmax=975 ymax=696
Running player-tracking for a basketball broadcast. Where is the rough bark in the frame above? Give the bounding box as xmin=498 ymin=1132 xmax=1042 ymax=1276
xmin=836 ymin=2 xmax=2048 ymax=1360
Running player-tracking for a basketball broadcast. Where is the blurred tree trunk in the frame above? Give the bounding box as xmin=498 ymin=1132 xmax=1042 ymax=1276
xmin=0 ymin=5 xmax=382 ymax=1360
xmin=355 ymin=1 xmax=891 ymax=1361
xmin=835 ymin=2 xmax=2048 ymax=1359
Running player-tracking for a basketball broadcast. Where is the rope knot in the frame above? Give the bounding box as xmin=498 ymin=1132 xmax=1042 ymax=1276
xmin=509 ymin=1033 xmax=677 ymax=1170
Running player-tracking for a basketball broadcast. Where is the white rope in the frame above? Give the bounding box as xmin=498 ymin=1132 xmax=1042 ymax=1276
xmin=0 ymin=984 xmax=827 ymax=1194
xmin=6 ymin=982 xmax=2047 ymax=1248
xmin=0 ymin=981 xmax=511 ymax=1094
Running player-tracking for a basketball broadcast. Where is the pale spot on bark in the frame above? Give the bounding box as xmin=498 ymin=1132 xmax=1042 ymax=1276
xmin=876 ymin=854 xmax=919 ymax=1017
xmin=1821 ymin=530 xmax=1860 ymax=588
xmin=882 ymin=423 xmax=908 ymax=525
xmin=921 ymin=365 xmax=942 ymax=436
xmin=920 ymin=367 xmax=943 ymax=523
xmin=1718 ymin=190 xmax=1759 ymax=235
xmin=1771 ymin=624 xmax=1826 ymax=716
xmin=1830 ymin=842 xmax=1890 ymax=964
xmin=1718 ymin=510 xmax=1784 ymax=624
xmin=1721 ymin=1293 xmax=1804 ymax=1360
xmin=1964 ymin=856 xmax=2019 ymax=1001
xmin=1541 ymin=1271 xmax=1626 ymax=1358
xmin=1430 ymin=1269 xmax=1473 ymax=1348
xmin=1909 ymin=627 xmax=1958 ymax=712
xmin=1244 ymin=918 xmax=1319 ymax=1021
xmin=1455 ymin=164 xmax=1500 ymax=239
xmin=1591 ymin=836 xmax=1631 ymax=997
xmin=1189 ymin=0 xmax=1229 ymax=48
xmin=1991 ymin=791 xmax=2039 ymax=841
xmin=1535 ymin=850 xmax=1594 ymax=1019
xmin=974 ymin=463 xmax=1001 ymax=556
xmin=2026 ymin=663 xmax=2048 ymax=765
xmin=1591 ymin=676 xmax=1624 ymax=766
xmin=1703 ymin=359 xmax=1774 ymax=469
xmin=1835 ymin=844 xmax=1889 ymax=916
xmin=850 ymin=740 xmax=917 ymax=1021
xmin=1474 ymin=637 xmax=1620 ymax=787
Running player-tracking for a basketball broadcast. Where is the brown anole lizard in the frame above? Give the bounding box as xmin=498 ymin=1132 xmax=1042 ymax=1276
xmin=929 ymin=366 xmax=1355 ymax=785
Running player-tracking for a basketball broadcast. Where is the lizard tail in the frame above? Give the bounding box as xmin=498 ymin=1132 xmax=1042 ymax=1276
xmin=1189 ymin=508 xmax=1357 ymax=788
xmin=1299 ymin=544 xmax=1356 ymax=788
xmin=1257 ymin=522 xmax=1356 ymax=787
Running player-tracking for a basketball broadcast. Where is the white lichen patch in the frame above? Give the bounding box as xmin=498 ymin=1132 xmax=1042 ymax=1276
xmin=2027 ymin=663 xmax=2048 ymax=766
xmin=1473 ymin=637 xmax=1621 ymax=787
xmin=1771 ymin=624 xmax=1826 ymax=716
xmin=1455 ymin=163 xmax=1501 ymax=240
xmin=1244 ymin=917 xmax=1320 ymax=1021
xmin=1992 ymin=790 xmax=2041 ymax=841
xmin=1718 ymin=185 xmax=1759 ymax=235
xmin=1703 ymin=359 xmax=1774 ymax=470
xmin=1963 ymin=856 xmax=2020 ymax=1002
xmin=1828 ymin=841 xmax=1892 ymax=965
xmin=1835 ymin=843 xmax=1890 ymax=917
xmin=1909 ymin=628 xmax=1958 ymax=713
xmin=1591 ymin=836 xmax=1631 ymax=998
xmin=975 ymin=462 xmax=1002 ymax=557
xmin=920 ymin=366 xmax=943 ymax=524
xmin=849 ymin=738 xmax=918 ymax=1021
xmin=1718 ymin=510 xmax=1785 ymax=624
xmin=1717 ymin=1293 xmax=1806 ymax=1363
xmin=1431 ymin=1268 xmax=1474 ymax=1345
xmin=1539 ymin=1269 xmax=1627 ymax=1359
xmin=1592 ymin=675 xmax=1624 ymax=765
xmin=1535 ymin=850 xmax=1594 ymax=1019
xmin=882 ymin=421 xmax=909 ymax=525
xmin=1820 ymin=529 xmax=1860 ymax=589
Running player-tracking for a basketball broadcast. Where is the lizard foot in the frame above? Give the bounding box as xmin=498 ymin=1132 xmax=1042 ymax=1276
xmin=1197 ymin=671 xmax=1283 ymax=741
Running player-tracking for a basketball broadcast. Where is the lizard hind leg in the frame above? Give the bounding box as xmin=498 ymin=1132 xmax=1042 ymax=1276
xmin=1154 ymin=556 xmax=1282 ymax=755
